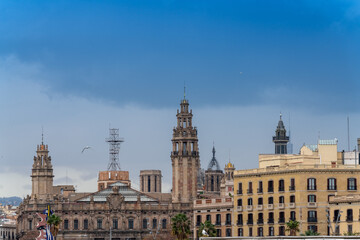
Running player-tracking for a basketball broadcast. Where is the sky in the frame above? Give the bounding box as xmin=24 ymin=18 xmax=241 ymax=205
xmin=0 ymin=0 xmax=360 ymax=197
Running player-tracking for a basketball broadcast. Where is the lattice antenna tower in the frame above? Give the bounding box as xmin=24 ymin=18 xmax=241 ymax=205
xmin=105 ymin=128 xmax=124 ymax=171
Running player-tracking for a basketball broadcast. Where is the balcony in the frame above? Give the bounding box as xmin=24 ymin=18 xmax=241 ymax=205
xmin=256 ymin=205 xmax=263 ymax=211
xmin=307 ymin=202 xmax=317 ymax=208
xmin=257 ymin=219 xmax=264 ymax=225
xmin=278 ymin=218 xmax=285 ymax=224
xmin=237 ymin=190 xmax=243 ymax=195
xmin=196 ymin=222 xmax=201 ymax=227
xmin=257 ymin=188 xmax=263 ymax=194
xmin=267 ymin=204 xmax=274 ymax=210
xmin=267 ymin=218 xmax=274 ymax=224
xmin=289 ymin=185 xmax=295 ymax=191
xmin=289 ymin=203 xmax=296 ymax=208
xmin=268 ymin=188 xmax=274 ymax=193
xmin=247 ymin=189 xmax=253 ymax=194
xmin=237 ymin=221 xmax=243 ymax=226
xmin=246 ymin=205 xmax=253 ymax=211
xmin=215 ymin=221 xmax=221 ymax=226
xmin=308 ymin=218 xmax=317 ymax=223
xmin=247 ymin=220 xmax=253 ymax=225
xmin=278 ymin=203 xmax=285 ymax=209
xmin=346 ymin=216 xmax=353 ymax=222
xmin=278 ymin=187 xmax=285 ymax=192
xmin=237 ymin=206 xmax=243 ymax=211
xmin=225 ymin=221 xmax=231 ymax=226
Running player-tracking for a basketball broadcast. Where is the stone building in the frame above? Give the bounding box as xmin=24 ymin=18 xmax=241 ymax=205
xmin=204 ymin=146 xmax=224 ymax=195
xmin=17 ymin=97 xmax=199 ymax=240
xmin=139 ymin=170 xmax=162 ymax=193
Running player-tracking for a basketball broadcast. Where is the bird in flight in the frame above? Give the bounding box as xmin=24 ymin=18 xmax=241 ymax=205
xmin=81 ymin=146 xmax=91 ymax=153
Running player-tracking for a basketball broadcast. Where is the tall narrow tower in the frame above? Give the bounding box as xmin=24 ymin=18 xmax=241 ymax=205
xmin=171 ymin=97 xmax=200 ymax=203
xmin=273 ymin=114 xmax=289 ymax=154
xmin=31 ymin=138 xmax=54 ymax=201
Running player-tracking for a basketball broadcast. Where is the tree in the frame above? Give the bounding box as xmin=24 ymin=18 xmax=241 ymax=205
xmin=285 ymin=220 xmax=300 ymax=236
xmin=47 ymin=214 xmax=62 ymax=237
xmin=171 ymin=213 xmax=191 ymax=240
xmin=301 ymin=229 xmax=320 ymax=236
xmin=198 ymin=220 xmax=216 ymax=237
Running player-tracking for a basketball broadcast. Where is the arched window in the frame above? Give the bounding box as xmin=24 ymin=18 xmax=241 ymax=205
xmin=74 ymin=219 xmax=78 ymax=230
xmin=237 ymin=198 xmax=242 ymax=206
xmin=268 ymin=180 xmax=274 ymax=192
xmin=162 ymin=219 xmax=167 ymax=229
xmin=278 ymin=179 xmax=285 ymax=192
xmin=247 ymin=198 xmax=253 ymax=206
xmin=152 ymin=218 xmax=157 ymax=229
xmin=308 ymin=195 xmax=316 ymax=202
xmin=268 ymin=197 xmax=273 ymax=204
xmin=64 ymin=219 xmax=69 ymax=230
xmin=143 ymin=218 xmax=148 ymax=229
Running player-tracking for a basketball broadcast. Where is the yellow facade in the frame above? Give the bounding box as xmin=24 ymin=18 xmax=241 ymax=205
xmin=329 ymin=194 xmax=360 ymax=235
xmin=233 ymin=165 xmax=360 ymax=237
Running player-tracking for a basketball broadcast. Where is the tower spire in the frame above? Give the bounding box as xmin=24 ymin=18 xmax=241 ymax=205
xmin=41 ymin=126 xmax=44 ymax=145
xmin=184 ymin=81 xmax=186 ymax=100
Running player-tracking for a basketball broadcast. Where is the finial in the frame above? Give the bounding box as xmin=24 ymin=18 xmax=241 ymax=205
xmin=280 ymin=112 xmax=282 ymax=120
xmin=41 ymin=126 xmax=44 ymax=145
xmin=212 ymin=142 xmax=216 ymax=158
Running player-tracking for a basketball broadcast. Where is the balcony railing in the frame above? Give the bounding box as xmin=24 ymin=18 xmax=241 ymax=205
xmin=333 ymin=217 xmax=340 ymax=223
xmin=247 ymin=220 xmax=253 ymax=225
xmin=307 ymin=202 xmax=317 ymax=208
xmin=268 ymin=188 xmax=274 ymax=193
xmin=278 ymin=218 xmax=285 ymax=223
xmin=237 ymin=221 xmax=243 ymax=226
xmin=246 ymin=205 xmax=253 ymax=211
xmin=257 ymin=188 xmax=263 ymax=194
xmin=346 ymin=216 xmax=353 ymax=222
xmin=237 ymin=206 xmax=243 ymax=211
xmin=289 ymin=185 xmax=295 ymax=191
xmin=247 ymin=189 xmax=253 ymax=194
xmin=215 ymin=221 xmax=221 ymax=226
xmin=289 ymin=217 xmax=296 ymax=221
xmin=267 ymin=218 xmax=274 ymax=224
xmin=237 ymin=190 xmax=243 ymax=195
xmin=267 ymin=204 xmax=274 ymax=210
xmin=278 ymin=203 xmax=285 ymax=209
xmin=289 ymin=203 xmax=296 ymax=208
xmin=225 ymin=221 xmax=231 ymax=226
xmin=308 ymin=218 xmax=317 ymax=223
xmin=256 ymin=205 xmax=263 ymax=211
xmin=278 ymin=187 xmax=285 ymax=192
xmin=257 ymin=219 xmax=264 ymax=225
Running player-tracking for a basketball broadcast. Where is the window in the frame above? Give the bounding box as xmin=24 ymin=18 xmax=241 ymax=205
xmin=247 ymin=213 xmax=253 ymax=225
xmin=308 ymin=195 xmax=316 ymax=203
xmin=28 ymin=219 xmax=32 ymax=230
xmin=226 ymin=214 xmax=231 ymax=225
xmin=128 ymin=219 xmax=134 ymax=229
xmin=238 ymin=183 xmax=243 ymax=194
xmin=279 ymin=196 xmax=284 ymax=203
xmin=97 ymin=219 xmax=102 ymax=229
xmin=206 ymin=214 xmax=211 ymax=222
xmin=74 ymin=219 xmax=79 ymax=230
xmin=113 ymin=219 xmax=118 ymax=229
xmin=290 ymin=195 xmax=295 ymax=203
xmin=248 ymin=182 xmax=253 ymax=194
xmin=289 ymin=178 xmax=295 ymax=191
xmin=279 ymin=226 xmax=285 ymax=236
xmin=258 ymin=197 xmax=263 ymax=205
xmin=328 ymin=178 xmax=337 ymax=190
xmin=268 ymin=212 xmax=274 ymax=224
xmin=257 ymin=227 xmax=263 ymax=237
xmin=348 ymin=225 xmax=353 ymax=234
xmin=148 ymin=176 xmax=151 ymax=192
xmin=64 ymin=219 xmax=69 ymax=230
xmin=216 ymin=214 xmax=221 ymax=225
xmin=237 ymin=214 xmax=243 ymax=225
xmin=308 ymin=225 xmax=317 ymax=232
xmin=348 ymin=178 xmax=357 ymax=190
xmin=258 ymin=213 xmax=264 ymax=224
xmin=258 ymin=181 xmax=263 ymax=193
xmin=143 ymin=218 xmax=148 ymax=229
xmin=334 ymin=210 xmax=340 ymax=222
xmin=248 ymin=198 xmax=253 ymax=206
xmin=290 ymin=211 xmax=296 ymax=221
xmin=152 ymin=218 xmax=157 ymax=229
xmin=278 ymin=179 xmax=285 ymax=192
xmin=307 ymin=178 xmax=316 ymax=190
xmin=226 ymin=228 xmax=231 ymax=237
xmin=347 ymin=209 xmax=353 ymax=221
xmin=279 ymin=212 xmax=285 ymax=223
xmin=238 ymin=228 xmax=243 ymax=236
xmin=249 ymin=227 xmax=253 ymax=237
xmin=268 ymin=180 xmax=274 ymax=192
xmin=237 ymin=199 xmax=242 ymax=206
xmin=83 ymin=219 xmax=88 ymax=230
xmin=216 ymin=229 xmax=221 ymax=237
xmin=162 ymin=219 xmax=167 ymax=229
xmin=308 ymin=211 xmax=317 ymax=222
xmin=269 ymin=227 xmax=274 ymax=236
xmin=268 ymin=197 xmax=273 ymax=204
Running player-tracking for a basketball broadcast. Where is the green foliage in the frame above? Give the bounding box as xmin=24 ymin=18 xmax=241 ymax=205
xmin=47 ymin=214 xmax=61 ymax=226
xmin=344 ymin=232 xmax=360 ymax=236
xmin=301 ymin=230 xmax=320 ymax=236
xmin=285 ymin=220 xmax=300 ymax=236
xmin=198 ymin=220 xmax=216 ymax=237
xmin=171 ymin=213 xmax=191 ymax=240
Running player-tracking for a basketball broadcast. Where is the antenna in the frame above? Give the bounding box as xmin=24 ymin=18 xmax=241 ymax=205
xmin=106 ymin=128 xmax=124 ymax=171
xmin=184 ymin=81 xmax=186 ymax=100
xmin=41 ymin=126 xmax=44 ymax=145
xmin=347 ymin=116 xmax=350 ymax=152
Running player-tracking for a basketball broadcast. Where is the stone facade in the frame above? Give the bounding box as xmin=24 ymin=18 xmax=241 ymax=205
xmin=139 ymin=170 xmax=162 ymax=193
xmin=98 ymin=170 xmax=131 ymax=191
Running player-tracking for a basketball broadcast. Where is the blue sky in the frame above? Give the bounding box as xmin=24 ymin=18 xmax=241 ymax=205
xmin=0 ymin=0 xmax=360 ymax=196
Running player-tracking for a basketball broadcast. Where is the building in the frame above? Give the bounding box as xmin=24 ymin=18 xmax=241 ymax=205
xmin=17 ymin=97 xmax=199 ymax=240
xmin=204 ymin=146 xmax=224 ymax=195
xmin=329 ymin=194 xmax=360 ymax=235
xmin=233 ymin=117 xmax=360 ymax=237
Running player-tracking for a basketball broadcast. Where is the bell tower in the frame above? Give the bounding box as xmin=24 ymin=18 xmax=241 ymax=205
xmin=171 ymin=97 xmax=200 ymax=203
xmin=31 ymin=137 xmax=54 ymax=201
xmin=273 ymin=114 xmax=289 ymax=154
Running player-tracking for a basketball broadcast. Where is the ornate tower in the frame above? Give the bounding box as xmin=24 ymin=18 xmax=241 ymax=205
xmin=171 ymin=98 xmax=200 ymax=203
xmin=272 ymin=114 xmax=289 ymax=154
xmin=31 ymin=139 xmax=54 ymax=201
xmin=204 ymin=146 xmax=223 ymax=194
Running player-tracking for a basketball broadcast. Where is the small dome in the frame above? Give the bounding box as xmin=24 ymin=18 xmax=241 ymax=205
xmin=226 ymin=162 xmax=234 ymax=168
